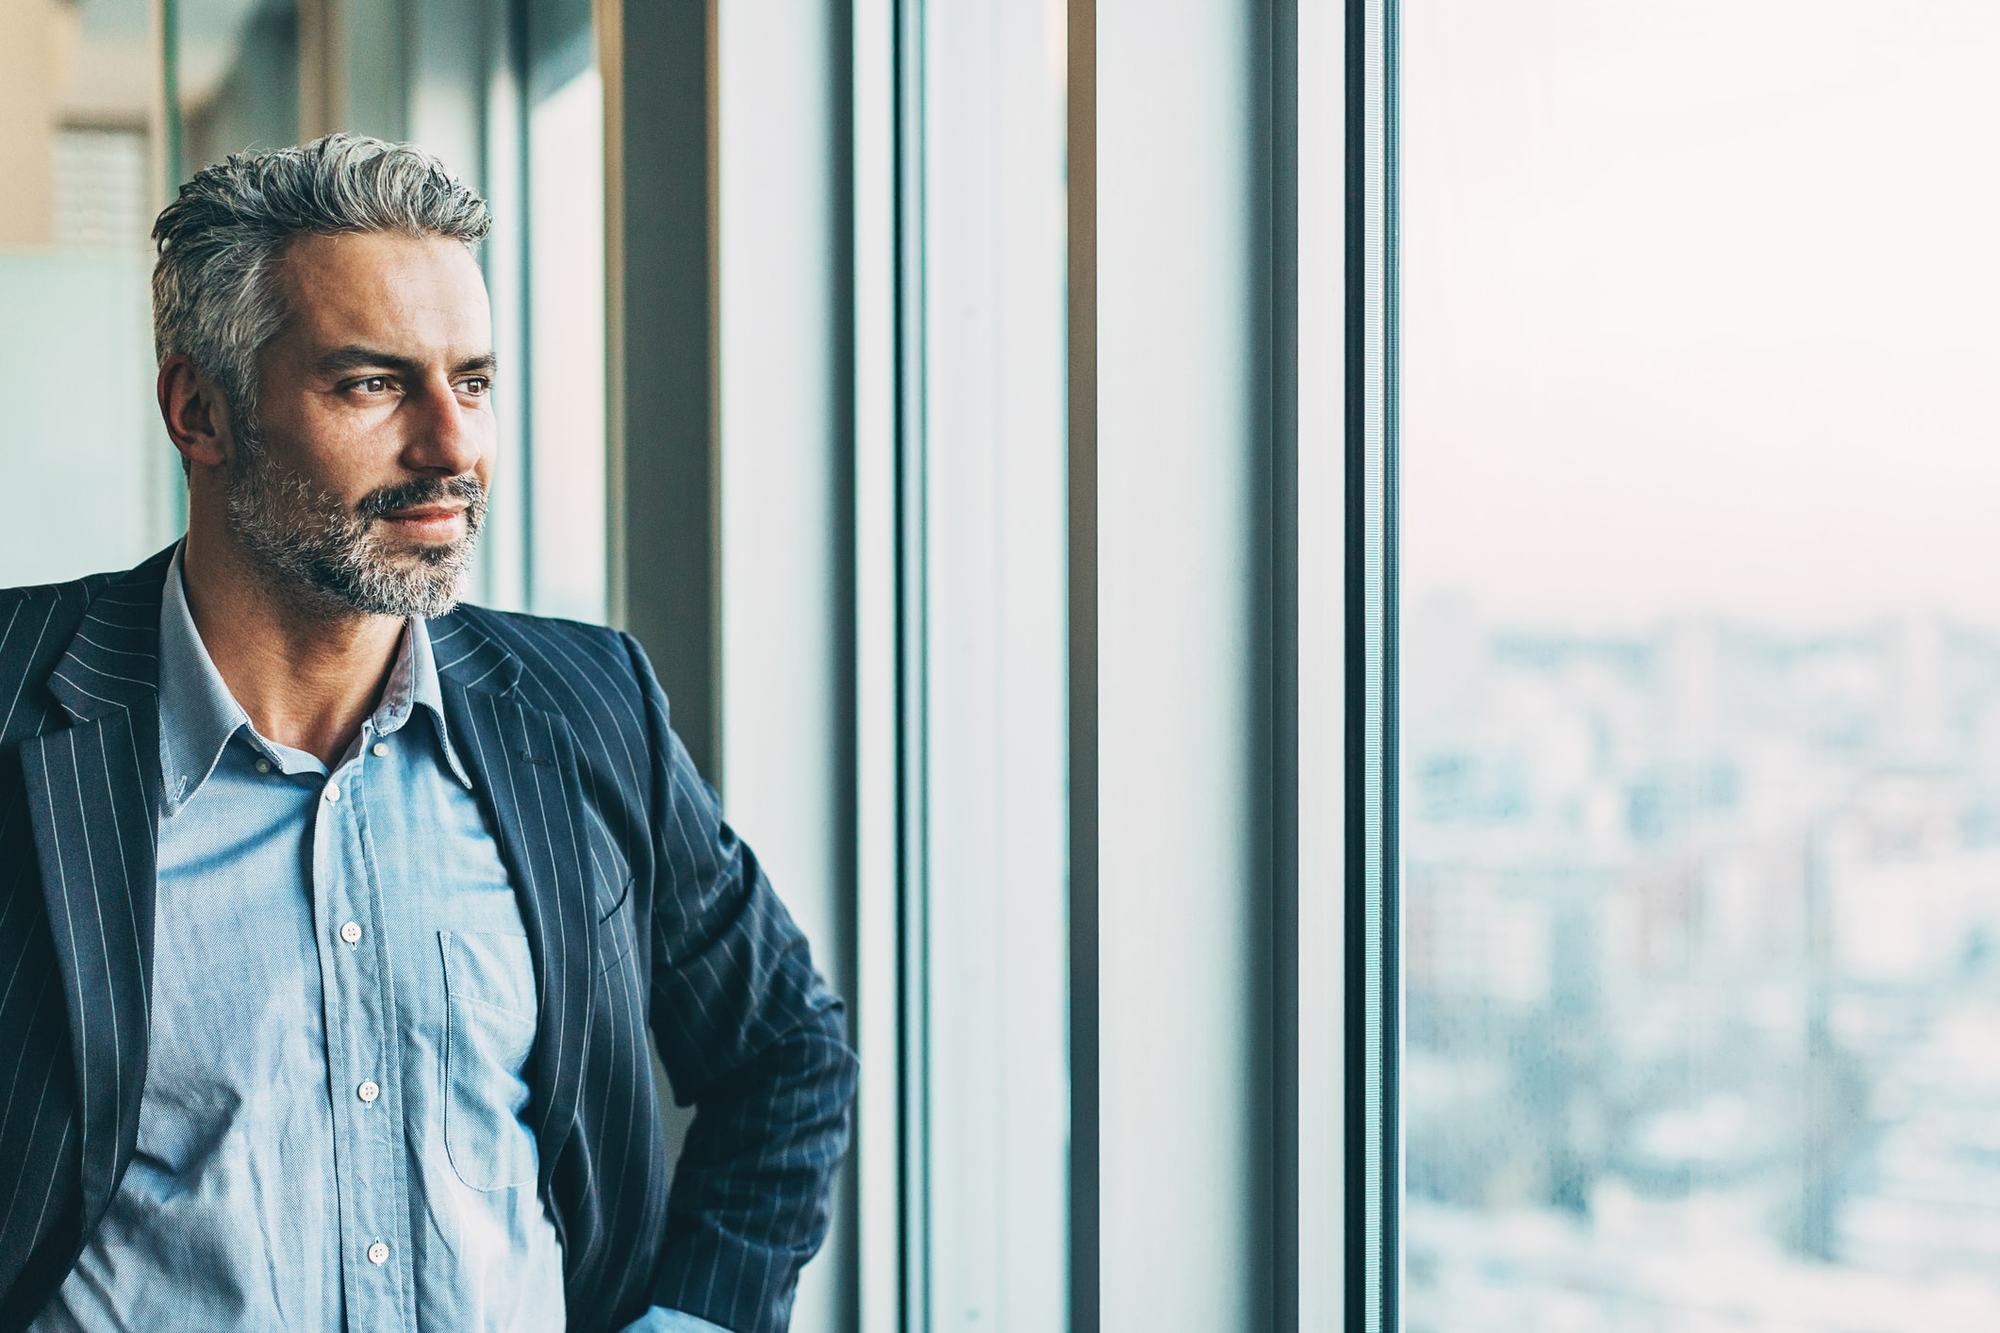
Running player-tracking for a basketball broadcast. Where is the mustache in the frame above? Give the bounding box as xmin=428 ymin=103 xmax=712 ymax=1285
xmin=357 ymin=474 xmax=487 ymax=521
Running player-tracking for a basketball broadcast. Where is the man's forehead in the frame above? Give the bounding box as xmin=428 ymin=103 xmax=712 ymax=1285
xmin=277 ymin=231 xmax=491 ymax=355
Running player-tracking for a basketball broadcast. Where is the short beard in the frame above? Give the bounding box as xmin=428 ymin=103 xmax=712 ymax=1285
xmin=223 ymin=415 xmax=487 ymax=622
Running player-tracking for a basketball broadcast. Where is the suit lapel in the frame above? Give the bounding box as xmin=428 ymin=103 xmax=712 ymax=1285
xmin=434 ymin=613 xmax=597 ymax=1199
xmin=21 ymin=551 xmax=170 ymax=1233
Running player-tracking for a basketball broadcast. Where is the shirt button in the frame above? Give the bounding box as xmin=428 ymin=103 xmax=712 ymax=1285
xmin=324 ymin=783 xmax=341 ymax=803
xmin=339 ymin=921 xmax=363 ymax=946
xmin=372 ymin=741 xmax=390 ymax=758
xmin=357 ymin=1079 xmax=380 ymax=1104
xmin=254 ymin=759 xmax=272 ymax=775
xmin=366 ymin=1240 xmax=390 ymax=1266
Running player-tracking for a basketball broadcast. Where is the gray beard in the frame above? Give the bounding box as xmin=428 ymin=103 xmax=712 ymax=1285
xmin=223 ymin=420 xmax=486 ymax=622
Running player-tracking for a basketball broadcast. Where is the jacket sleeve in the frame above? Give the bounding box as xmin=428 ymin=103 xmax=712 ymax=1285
xmin=619 ymin=633 xmax=857 ymax=1333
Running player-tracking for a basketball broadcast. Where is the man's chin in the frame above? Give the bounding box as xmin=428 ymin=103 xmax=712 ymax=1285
xmin=365 ymin=530 xmax=475 ymax=568
xmin=282 ymin=544 xmax=472 ymax=620
xmin=332 ymin=574 xmax=465 ymax=620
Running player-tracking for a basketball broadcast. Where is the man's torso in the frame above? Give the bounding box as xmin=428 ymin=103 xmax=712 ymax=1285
xmin=0 ymin=547 xmax=676 ymax=1332
xmin=32 ymin=546 xmax=566 ymax=1330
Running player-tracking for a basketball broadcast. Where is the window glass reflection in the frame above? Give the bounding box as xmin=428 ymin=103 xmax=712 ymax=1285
xmin=523 ymin=66 xmax=606 ymax=623
xmin=175 ymin=0 xmax=299 ymax=172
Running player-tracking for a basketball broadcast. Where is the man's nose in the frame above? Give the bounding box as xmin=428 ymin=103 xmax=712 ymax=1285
xmin=403 ymin=379 xmax=484 ymax=475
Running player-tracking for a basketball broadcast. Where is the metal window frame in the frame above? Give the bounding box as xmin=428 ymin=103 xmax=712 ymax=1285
xmin=1065 ymin=0 xmax=1099 ymax=1327
xmin=890 ymin=1 xmax=931 ymax=1325
xmin=1298 ymin=0 xmax=1348 ymax=1325
xmin=852 ymin=0 xmax=907 ymax=1324
xmin=1347 ymin=0 xmax=1400 ymax=1327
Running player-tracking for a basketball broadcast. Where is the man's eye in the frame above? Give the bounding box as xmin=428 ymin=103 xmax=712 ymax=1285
xmin=459 ymin=377 xmax=492 ymax=396
xmin=351 ymin=376 xmax=392 ymax=394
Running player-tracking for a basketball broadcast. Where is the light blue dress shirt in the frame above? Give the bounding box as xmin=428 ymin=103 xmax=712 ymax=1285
xmin=33 ymin=548 xmax=722 ymax=1332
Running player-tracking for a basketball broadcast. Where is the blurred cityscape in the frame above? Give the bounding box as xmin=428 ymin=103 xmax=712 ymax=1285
xmin=1405 ymin=591 xmax=2000 ymax=1332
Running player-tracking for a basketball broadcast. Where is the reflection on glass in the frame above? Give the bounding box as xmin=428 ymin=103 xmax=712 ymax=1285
xmin=174 ymin=0 xmax=298 ymax=174
xmin=523 ymin=66 xmax=606 ymax=622
xmin=1404 ymin=3 xmax=2000 ymax=1329
xmin=0 ymin=0 xmax=176 ymax=582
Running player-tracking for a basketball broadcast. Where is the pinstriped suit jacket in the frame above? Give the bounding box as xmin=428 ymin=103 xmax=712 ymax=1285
xmin=0 ymin=545 xmax=857 ymax=1333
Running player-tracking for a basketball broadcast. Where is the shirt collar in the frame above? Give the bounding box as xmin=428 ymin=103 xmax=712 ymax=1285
xmin=156 ymin=543 xmax=473 ymax=816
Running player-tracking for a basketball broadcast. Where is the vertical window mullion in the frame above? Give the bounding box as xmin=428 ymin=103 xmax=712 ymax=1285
xmin=1348 ymin=0 xmax=1400 ymax=1327
xmin=894 ymin=2 xmax=931 ymax=1328
xmin=1296 ymin=0 xmax=1345 ymax=1325
xmin=1066 ymin=1 xmax=1098 ymax=1325
xmin=853 ymin=0 xmax=906 ymax=1326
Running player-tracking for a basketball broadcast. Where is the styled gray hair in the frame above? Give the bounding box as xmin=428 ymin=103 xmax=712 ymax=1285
xmin=151 ymin=132 xmax=492 ymax=428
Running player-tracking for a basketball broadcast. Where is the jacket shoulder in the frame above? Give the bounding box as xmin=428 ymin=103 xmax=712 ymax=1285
xmin=0 ymin=546 xmax=174 ymax=634
xmin=0 ymin=568 xmax=122 ymax=614
xmin=0 ymin=570 xmax=115 ymax=667
xmin=444 ymin=602 xmax=646 ymax=714
xmin=448 ymin=601 xmax=632 ymax=664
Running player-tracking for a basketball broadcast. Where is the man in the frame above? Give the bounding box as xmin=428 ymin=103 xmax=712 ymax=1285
xmin=0 ymin=134 xmax=856 ymax=1332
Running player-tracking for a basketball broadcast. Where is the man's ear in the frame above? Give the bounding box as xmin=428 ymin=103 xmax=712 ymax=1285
xmin=158 ymin=356 xmax=237 ymax=472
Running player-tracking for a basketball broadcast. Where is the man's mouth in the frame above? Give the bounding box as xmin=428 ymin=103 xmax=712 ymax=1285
xmin=379 ymin=504 xmax=468 ymax=538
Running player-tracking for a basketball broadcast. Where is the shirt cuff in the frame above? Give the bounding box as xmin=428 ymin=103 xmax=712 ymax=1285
xmin=620 ymin=1307 xmax=734 ymax=1333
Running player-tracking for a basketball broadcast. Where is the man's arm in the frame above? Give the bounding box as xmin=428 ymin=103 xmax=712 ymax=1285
xmin=619 ymin=633 xmax=858 ymax=1333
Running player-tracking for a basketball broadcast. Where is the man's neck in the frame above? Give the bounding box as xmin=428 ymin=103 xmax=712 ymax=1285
xmin=179 ymin=528 xmax=405 ymax=768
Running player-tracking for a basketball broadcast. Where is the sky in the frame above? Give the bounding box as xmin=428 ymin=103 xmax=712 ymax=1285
xmin=1400 ymin=0 xmax=2000 ymax=630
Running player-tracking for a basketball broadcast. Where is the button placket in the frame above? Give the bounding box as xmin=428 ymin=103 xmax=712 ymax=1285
xmin=314 ymin=760 xmax=409 ymax=1317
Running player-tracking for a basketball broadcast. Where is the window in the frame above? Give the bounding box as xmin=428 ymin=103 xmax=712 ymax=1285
xmin=174 ymin=0 xmax=299 ymax=175
xmin=1402 ymin=3 xmax=2000 ymax=1327
xmin=523 ymin=58 xmax=608 ymax=622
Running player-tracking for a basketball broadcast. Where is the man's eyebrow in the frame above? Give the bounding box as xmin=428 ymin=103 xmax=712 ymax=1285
xmin=313 ymin=346 xmax=420 ymax=377
xmin=313 ymin=346 xmax=500 ymax=377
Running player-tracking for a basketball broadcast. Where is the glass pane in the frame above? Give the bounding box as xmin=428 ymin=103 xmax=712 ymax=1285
xmin=174 ymin=0 xmax=299 ymax=173
xmin=919 ymin=0 xmax=1071 ymax=1325
xmin=1404 ymin=3 xmax=2000 ymax=1328
xmin=522 ymin=63 xmax=607 ymax=622
xmin=0 ymin=0 xmax=177 ymax=582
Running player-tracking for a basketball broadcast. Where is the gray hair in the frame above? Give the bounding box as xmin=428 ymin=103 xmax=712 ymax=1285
xmin=151 ymin=132 xmax=492 ymax=429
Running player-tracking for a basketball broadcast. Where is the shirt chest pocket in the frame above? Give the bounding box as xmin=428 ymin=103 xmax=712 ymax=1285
xmin=439 ymin=930 xmax=539 ymax=1192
